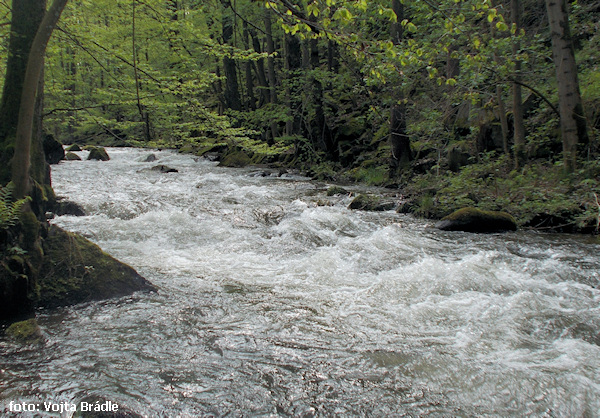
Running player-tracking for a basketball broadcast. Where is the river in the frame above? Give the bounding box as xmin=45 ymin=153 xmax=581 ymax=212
xmin=1 ymin=147 xmax=599 ymax=416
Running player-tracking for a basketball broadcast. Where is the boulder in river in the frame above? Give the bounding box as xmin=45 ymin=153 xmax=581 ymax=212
xmin=151 ymin=164 xmax=178 ymax=173
xmin=38 ymin=225 xmax=156 ymax=308
xmin=43 ymin=133 xmax=65 ymax=164
xmin=53 ymin=198 xmax=86 ymax=216
xmin=66 ymin=144 xmax=82 ymax=152
xmin=219 ymin=150 xmax=251 ymax=168
xmin=436 ymin=207 xmax=517 ymax=233
xmin=65 ymin=152 xmax=81 ymax=161
xmin=87 ymin=147 xmax=110 ymax=161
xmin=327 ymin=186 xmax=349 ymax=196
xmin=348 ymin=194 xmax=396 ymax=211
xmin=143 ymin=153 xmax=157 ymax=162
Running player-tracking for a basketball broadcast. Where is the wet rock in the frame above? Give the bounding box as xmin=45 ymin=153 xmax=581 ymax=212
xmin=436 ymin=207 xmax=517 ymax=233
xmin=87 ymin=147 xmax=110 ymax=161
xmin=43 ymin=133 xmax=65 ymax=164
xmin=5 ymin=318 xmax=43 ymax=345
xmin=326 ymin=186 xmax=349 ymax=196
xmin=219 ymin=150 xmax=251 ymax=168
xmin=54 ymin=199 xmax=86 ymax=216
xmin=143 ymin=153 xmax=157 ymax=162
xmin=151 ymin=164 xmax=178 ymax=173
xmin=348 ymin=194 xmax=396 ymax=211
xmin=66 ymin=144 xmax=82 ymax=152
xmin=65 ymin=152 xmax=81 ymax=161
xmin=38 ymin=225 xmax=156 ymax=308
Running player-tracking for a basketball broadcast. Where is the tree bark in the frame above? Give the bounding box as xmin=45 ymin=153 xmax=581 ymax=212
xmin=511 ymin=0 xmax=526 ymax=167
xmin=12 ymin=0 xmax=69 ymax=199
xmin=390 ymin=0 xmax=411 ymax=171
xmin=0 ymin=0 xmax=47 ymax=185
xmin=221 ymin=0 xmax=242 ymax=111
xmin=545 ymin=0 xmax=589 ymax=172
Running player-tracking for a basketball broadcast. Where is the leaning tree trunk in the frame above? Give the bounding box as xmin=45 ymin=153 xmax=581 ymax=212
xmin=0 ymin=0 xmax=47 ymax=186
xmin=12 ymin=0 xmax=69 ymax=200
xmin=545 ymin=0 xmax=589 ymax=172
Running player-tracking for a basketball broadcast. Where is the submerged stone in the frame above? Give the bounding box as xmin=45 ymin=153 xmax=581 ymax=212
xmin=436 ymin=207 xmax=517 ymax=233
xmin=38 ymin=225 xmax=156 ymax=308
xmin=151 ymin=164 xmax=178 ymax=173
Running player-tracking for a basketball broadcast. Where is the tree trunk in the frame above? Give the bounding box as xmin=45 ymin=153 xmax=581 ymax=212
xmin=132 ymin=0 xmax=151 ymax=142
xmin=512 ymin=0 xmax=526 ymax=167
xmin=12 ymin=0 xmax=69 ymax=199
xmin=242 ymin=22 xmax=256 ymax=111
xmin=264 ymin=10 xmax=278 ymax=105
xmin=390 ymin=0 xmax=411 ymax=171
xmin=249 ymin=29 xmax=269 ymax=107
xmin=221 ymin=0 xmax=242 ymax=111
xmin=545 ymin=0 xmax=589 ymax=172
xmin=0 ymin=0 xmax=47 ymax=185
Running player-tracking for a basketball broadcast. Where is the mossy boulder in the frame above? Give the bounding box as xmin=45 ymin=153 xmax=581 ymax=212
xmin=87 ymin=147 xmax=110 ymax=161
xmin=219 ymin=150 xmax=251 ymax=168
xmin=348 ymin=194 xmax=397 ymax=211
xmin=436 ymin=207 xmax=517 ymax=233
xmin=5 ymin=318 xmax=43 ymax=345
xmin=66 ymin=144 xmax=82 ymax=152
xmin=327 ymin=186 xmax=349 ymax=196
xmin=43 ymin=133 xmax=65 ymax=165
xmin=65 ymin=152 xmax=81 ymax=161
xmin=38 ymin=225 xmax=156 ymax=308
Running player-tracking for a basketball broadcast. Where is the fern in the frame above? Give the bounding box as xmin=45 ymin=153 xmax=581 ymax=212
xmin=0 ymin=184 xmax=31 ymax=231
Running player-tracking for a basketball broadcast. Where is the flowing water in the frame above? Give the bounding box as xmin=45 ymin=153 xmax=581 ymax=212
xmin=1 ymin=148 xmax=600 ymax=417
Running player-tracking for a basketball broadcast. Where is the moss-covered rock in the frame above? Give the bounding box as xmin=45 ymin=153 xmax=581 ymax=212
xmin=436 ymin=207 xmax=517 ymax=233
xmin=66 ymin=144 xmax=82 ymax=152
xmin=5 ymin=318 xmax=43 ymax=345
xmin=43 ymin=133 xmax=65 ymax=165
xmin=38 ymin=225 xmax=156 ymax=308
xmin=348 ymin=194 xmax=397 ymax=211
xmin=87 ymin=147 xmax=110 ymax=161
xmin=219 ymin=150 xmax=251 ymax=168
xmin=326 ymin=186 xmax=349 ymax=196
xmin=65 ymin=152 xmax=81 ymax=161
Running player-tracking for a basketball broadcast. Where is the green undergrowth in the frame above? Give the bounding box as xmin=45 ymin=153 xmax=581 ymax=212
xmin=404 ymin=154 xmax=600 ymax=232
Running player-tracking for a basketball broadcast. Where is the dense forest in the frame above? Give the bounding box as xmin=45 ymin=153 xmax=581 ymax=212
xmin=3 ymin=0 xmax=600 ymax=228
xmin=0 ymin=0 xmax=599 ymax=321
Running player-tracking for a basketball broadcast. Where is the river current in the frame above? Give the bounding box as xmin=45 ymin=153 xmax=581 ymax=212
xmin=1 ymin=147 xmax=599 ymax=416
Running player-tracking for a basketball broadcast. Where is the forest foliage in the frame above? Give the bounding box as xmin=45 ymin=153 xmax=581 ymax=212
xmin=1 ymin=0 xmax=599 ymax=231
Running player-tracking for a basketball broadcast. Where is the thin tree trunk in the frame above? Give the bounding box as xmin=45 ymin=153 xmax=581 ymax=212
xmin=242 ymin=22 xmax=256 ymax=111
xmin=390 ymin=0 xmax=411 ymax=171
xmin=545 ymin=0 xmax=589 ymax=172
xmin=264 ymin=10 xmax=277 ymax=105
xmin=512 ymin=0 xmax=526 ymax=167
xmin=132 ymin=0 xmax=151 ymax=142
xmin=12 ymin=0 xmax=69 ymax=199
xmin=221 ymin=0 xmax=242 ymax=111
